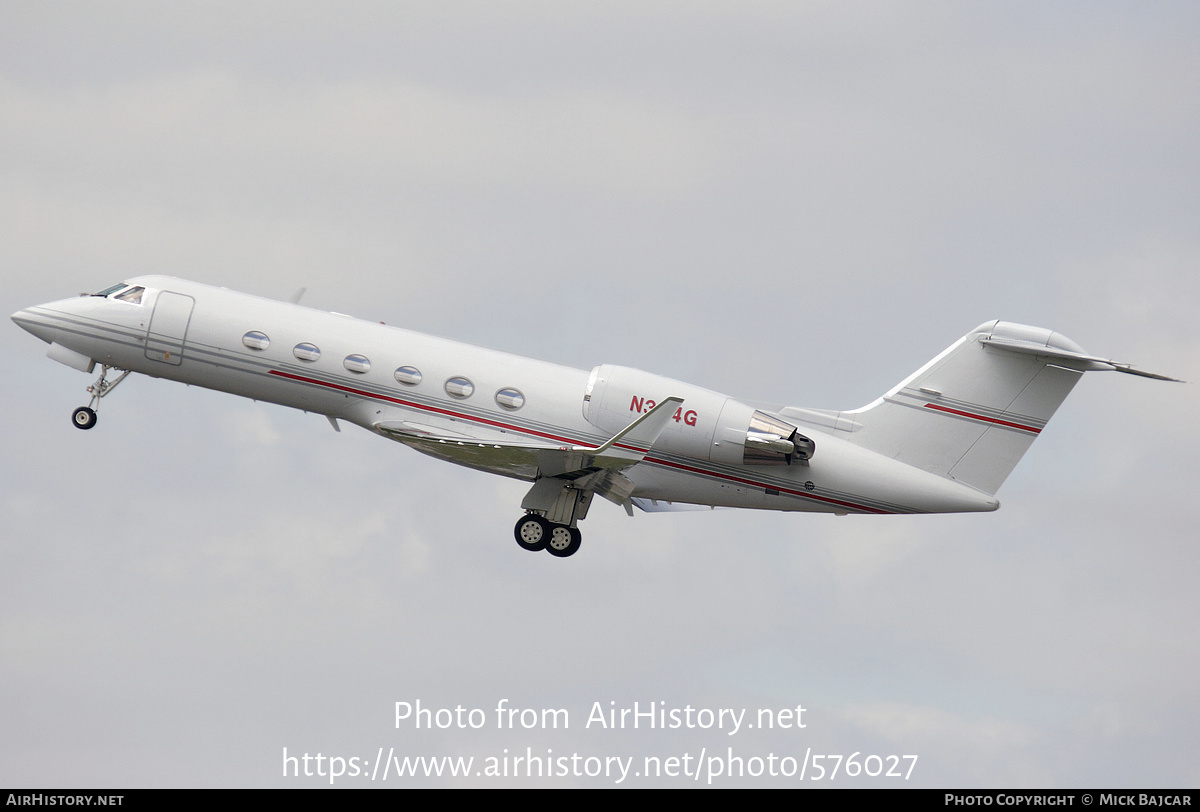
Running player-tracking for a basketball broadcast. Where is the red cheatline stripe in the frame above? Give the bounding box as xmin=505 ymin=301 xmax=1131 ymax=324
xmin=268 ymin=368 xmax=646 ymax=451
xmin=646 ymin=457 xmax=893 ymax=514
xmin=270 ymin=369 xmax=892 ymax=514
xmin=923 ymin=402 xmax=1041 ymax=434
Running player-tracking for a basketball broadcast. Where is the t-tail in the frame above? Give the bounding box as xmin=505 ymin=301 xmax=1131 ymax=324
xmin=841 ymin=321 xmax=1180 ymax=495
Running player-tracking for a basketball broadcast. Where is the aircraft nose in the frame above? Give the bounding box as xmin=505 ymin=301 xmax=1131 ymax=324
xmin=12 ymin=306 xmax=56 ymax=343
xmin=12 ymin=307 xmax=35 ymax=330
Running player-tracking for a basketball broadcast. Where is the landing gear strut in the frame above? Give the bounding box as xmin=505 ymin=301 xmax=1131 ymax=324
xmin=513 ymin=513 xmax=583 ymax=558
xmin=515 ymin=478 xmax=592 ymax=558
xmin=71 ymin=364 xmax=130 ymax=430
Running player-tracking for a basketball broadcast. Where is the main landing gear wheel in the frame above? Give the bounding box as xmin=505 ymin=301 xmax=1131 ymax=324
xmin=514 ymin=515 xmax=550 ymax=552
xmin=71 ymin=406 xmax=97 ymax=430
xmin=545 ymin=525 xmax=582 ymax=558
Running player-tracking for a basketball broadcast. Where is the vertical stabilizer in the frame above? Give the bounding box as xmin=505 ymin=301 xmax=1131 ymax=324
xmin=843 ymin=321 xmax=1092 ymax=494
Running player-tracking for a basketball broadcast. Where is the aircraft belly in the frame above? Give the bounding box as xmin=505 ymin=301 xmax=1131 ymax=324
xmin=627 ymin=463 xmax=827 ymax=512
xmin=622 ymin=436 xmax=998 ymax=515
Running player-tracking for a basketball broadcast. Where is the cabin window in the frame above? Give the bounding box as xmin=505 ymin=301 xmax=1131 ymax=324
xmin=344 ymin=354 xmax=371 ymax=373
xmin=293 ymin=342 xmax=320 ymax=362
xmin=394 ymin=366 xmax=422 ymax=385
xmin=495 ymin=387 xmax=525 ymax=410
xmin=242 ymin=331 xmax=270 ymax=350
xmin=445 ymin=376 xmax=474 ymax=399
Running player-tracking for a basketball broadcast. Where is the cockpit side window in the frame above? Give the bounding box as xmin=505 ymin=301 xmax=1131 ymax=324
xmin=113 ymin=286 xmax=145 ymax=304
xmin=92 ymin=282 xmax=129 ymax=297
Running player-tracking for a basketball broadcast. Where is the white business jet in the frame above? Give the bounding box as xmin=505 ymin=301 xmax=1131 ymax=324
xmin=13 ymin=277 xmax=1178 ymax=558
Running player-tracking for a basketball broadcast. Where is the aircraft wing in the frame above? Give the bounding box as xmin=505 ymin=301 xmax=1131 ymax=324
xmin=374 ymin=397 xmax=684 ymax=481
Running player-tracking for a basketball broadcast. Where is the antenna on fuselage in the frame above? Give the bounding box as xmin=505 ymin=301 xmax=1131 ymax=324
xmin=288 ymin=287 xmax=307 ymax=305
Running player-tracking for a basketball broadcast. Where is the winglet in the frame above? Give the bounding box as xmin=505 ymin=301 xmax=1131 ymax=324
xmin=576 ymin=396 xmax=684 ymax=456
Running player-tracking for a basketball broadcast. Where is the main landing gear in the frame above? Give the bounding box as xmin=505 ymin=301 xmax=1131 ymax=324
xmin=513 ymin=514 xmax=583 ymax=558
xmin=71 ymin=364 xmax=131 ymax=430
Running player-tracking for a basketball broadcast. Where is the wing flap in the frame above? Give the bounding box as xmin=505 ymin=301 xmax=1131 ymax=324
xmin=373 ymin=396 xmax=685 ymax=481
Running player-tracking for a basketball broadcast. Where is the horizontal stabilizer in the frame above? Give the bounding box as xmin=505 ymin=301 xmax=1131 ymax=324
xmin=981 ymin=336 xmax=1184 ymax=382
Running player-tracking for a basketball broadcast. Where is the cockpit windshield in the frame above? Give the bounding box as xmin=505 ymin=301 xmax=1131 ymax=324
xmin=113 ymin=286 xmax=144 ymax=304
xmin=89 ymin=282 xmax=145 ymax=304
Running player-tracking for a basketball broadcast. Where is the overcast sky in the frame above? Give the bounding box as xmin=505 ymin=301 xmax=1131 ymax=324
xmin=2 ymin=1 xmax=1198 ymax=788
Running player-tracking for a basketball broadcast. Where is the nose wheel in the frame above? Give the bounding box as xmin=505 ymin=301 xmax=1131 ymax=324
xmin=70 ymin=364 xmax=130 ymax=430
xmin=513 ymin=514 xmax=583 ymax=558
xmin=72 ymin=406 xmax=98 ymax=430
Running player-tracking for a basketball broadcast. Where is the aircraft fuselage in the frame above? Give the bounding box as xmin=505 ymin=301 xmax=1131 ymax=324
xmin=24 ymin=274 xmax=1169 ymax=557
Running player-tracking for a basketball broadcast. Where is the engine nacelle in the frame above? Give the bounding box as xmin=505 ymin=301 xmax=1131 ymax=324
xmin=743 ymin=410 xmax=815 ymax=465
xmin=582 ymin=364 xmax=815 ymax=466
xmin=582 ymin=364 xmax=725 ymax=459
xmin=710 ymin=400 xmax=817 ymax=467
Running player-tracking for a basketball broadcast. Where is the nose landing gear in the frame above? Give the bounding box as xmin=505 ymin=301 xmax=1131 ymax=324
xmin=71 ymin=364 xmax=130 ymax=430
xmin=72 ymin=406 xmax=98 ymax=430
